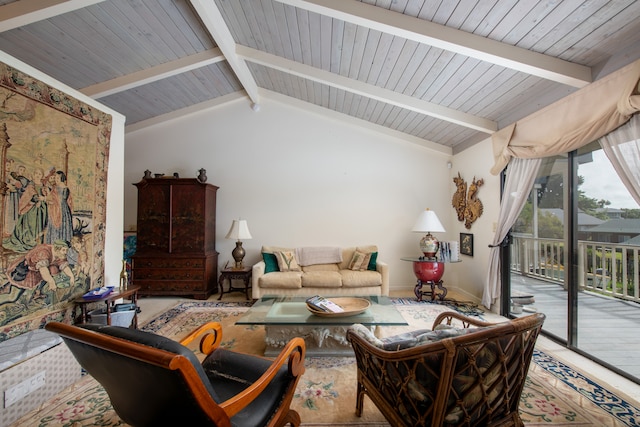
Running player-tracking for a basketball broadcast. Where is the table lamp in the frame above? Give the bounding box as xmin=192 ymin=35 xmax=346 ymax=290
xmin=225 ymin=219 xmax=252 ymax=269
xmin=411 ymin=208 xmax=445 ymax=259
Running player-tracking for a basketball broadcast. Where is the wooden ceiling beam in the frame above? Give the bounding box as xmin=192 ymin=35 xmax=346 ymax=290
xmin=278 ymin=0 xmax=592 ymax=88
xmin=238 ymin=45 xmax=497 ymax=133
xmin=189 ymin=0 xmax=260 ymax=105
xmin=0 ymin=0 xmax=106 ymax=32
xmin=81 ymin=48 xmax=225 ymax=98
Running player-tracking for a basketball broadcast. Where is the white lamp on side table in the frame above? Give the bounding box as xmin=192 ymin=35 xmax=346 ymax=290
xmin=411 ymin=208 xmax=445 ymax=259
xmin=225 ymin=219 xmax=252 ymax=269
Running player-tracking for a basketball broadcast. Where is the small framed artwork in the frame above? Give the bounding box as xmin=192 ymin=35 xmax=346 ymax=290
xmin=460 ymin=233 xmax=473 ymax=256
xmin=123 ymin=231 xmax=137 ymax=266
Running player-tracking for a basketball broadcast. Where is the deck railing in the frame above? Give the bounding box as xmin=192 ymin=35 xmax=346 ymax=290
xmin=510 ymin=234 xmax=640 ymax=304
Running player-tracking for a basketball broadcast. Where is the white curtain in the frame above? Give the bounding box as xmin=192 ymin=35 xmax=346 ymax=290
xmin=490 ymin=58 xmax=640 ymax=175
xmin=484 ymin=61 xmax=640 ymax=311
xmin=599 ymin=114 xmax=640 ymax=205
xmin=482 ymin=157 xmax=542 ymax=309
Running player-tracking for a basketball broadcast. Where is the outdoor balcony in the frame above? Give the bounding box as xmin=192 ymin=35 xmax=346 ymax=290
xmin=509 ymin=235 xmax=640 ymax=382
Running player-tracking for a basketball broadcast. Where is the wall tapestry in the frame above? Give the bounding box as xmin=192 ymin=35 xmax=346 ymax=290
xmin=0 ymin=62 xmax=112 ymax=340
xmin=452 ymin=172 xmax=484 ymax=229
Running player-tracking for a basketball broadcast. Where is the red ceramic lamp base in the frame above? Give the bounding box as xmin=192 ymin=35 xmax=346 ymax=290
xmin=412 ymin=260 xmax=447 ymax=302
xmin=412 ymin=261 xmax=445 ymax=283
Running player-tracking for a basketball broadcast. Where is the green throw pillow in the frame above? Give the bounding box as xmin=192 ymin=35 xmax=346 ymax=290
xmin=367 ymin=252 xmax=378 ymax=271
xmin=263 ymin=252 xmax=279 ymax=273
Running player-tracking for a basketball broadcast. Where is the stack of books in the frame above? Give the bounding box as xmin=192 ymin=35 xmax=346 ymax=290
xmin=305 ymin=295 xmax=345 ymax=313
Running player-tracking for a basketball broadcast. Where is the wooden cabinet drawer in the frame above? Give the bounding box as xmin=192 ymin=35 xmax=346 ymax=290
xmin=137 ymin=280 xmax=204 ymax=293
xmin=134 ymin=268 xmax=205 ymax=281
xmin=133 ymin=257 xmax=205 ymax=269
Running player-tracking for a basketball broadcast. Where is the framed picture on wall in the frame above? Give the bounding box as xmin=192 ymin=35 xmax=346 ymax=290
xmin=124 ymin=231 xmax=137 ymax=265
xmin=460 ymin=233 xmax=473 ymax=256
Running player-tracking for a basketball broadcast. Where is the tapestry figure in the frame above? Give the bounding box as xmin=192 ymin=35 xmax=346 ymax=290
xmin=46 ymin=170 xmax=74 ymax=244
xmin=3 ymin=167 xmax=49 ymax=252
xmin=0 ymin=240 xmax=75 ymax=301
xmin=3 ymin=162 xmax=29 ymax=235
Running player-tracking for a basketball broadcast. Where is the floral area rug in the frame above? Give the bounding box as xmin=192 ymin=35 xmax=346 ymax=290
xmin=11 ymin=300 xmax=640 ymax=426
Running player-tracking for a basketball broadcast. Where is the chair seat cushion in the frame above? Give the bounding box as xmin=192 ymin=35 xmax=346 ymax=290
xmin=349 ymin=323 xmax=489 ymax=351
xmin=202 ymin=347 xmax=293 ymax=427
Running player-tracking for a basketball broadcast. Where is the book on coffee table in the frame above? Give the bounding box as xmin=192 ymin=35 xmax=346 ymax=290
xmin=306 ymin=295 xmax=345 ymax=313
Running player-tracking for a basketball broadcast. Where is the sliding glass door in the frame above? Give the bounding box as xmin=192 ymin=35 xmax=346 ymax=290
xmin=507 ymin=143 xmax=640 ymax=382
xmin=509 ymin=155 xmax=568 ymax=341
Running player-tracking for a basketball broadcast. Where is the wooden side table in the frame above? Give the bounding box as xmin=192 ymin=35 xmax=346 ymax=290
xmin=73 ymin=286 xmax=140 ymax=329
xmin=218 ymin=267 xmax=252 ymax=300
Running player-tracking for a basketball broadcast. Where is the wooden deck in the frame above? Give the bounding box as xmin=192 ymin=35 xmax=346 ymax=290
xmin=511 ymin=273 xmax=640 ymax=382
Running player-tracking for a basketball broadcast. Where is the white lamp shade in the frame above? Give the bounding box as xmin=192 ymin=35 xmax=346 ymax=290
xmin=412 ymin=209 xmax=445 ymax=233
xmin=225 ymin=219 xmax=252 ymax=240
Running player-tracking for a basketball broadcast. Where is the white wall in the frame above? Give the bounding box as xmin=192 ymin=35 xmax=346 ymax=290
xmin=449 ymin=138 xmax=501 ymax=303
xmin=0 ymin=50 xmax=126 ymax=287
xmin=0 ymin=51 xmax=529 ymax=303
xmin=124 ymin=96 xmax=462 ymax=290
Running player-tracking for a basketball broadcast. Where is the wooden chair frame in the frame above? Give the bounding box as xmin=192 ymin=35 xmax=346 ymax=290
xmin=347 ymin=312 xmax=545 ymax=427
xmin=46 ymin=321 xmax=305 ymax=427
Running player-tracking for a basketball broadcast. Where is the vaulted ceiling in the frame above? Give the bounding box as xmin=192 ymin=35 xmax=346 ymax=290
xmin=1 ymin=0 xmax=639 ymax=153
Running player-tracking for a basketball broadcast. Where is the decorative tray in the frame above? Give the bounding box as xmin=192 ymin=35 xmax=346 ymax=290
xmin=82 ymin=286 xmax=113 ymax=300
xmin=306 ymin=297 xmax=371 ymax=317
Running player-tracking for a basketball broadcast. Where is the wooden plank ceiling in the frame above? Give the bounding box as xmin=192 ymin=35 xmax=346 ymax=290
xmin=0 ymin=0 xmax=639 ymax=153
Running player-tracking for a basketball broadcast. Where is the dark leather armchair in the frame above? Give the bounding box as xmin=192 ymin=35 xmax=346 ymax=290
xmin=46 ymin=321 xmax=306 ymax=427
xmin=347 ymin=312 xmax=545 ymax=427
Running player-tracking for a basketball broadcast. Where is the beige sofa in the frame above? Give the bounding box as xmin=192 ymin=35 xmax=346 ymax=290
xmin=252 ymin=245 xmax=389 ymax=299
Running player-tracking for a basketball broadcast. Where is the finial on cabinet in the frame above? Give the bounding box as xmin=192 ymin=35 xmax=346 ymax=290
xmin=197 ymin=168 xmax=207 ymax=183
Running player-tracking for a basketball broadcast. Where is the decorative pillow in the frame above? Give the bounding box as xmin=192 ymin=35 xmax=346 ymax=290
xmin=367 ymin=251 xmax=378 ymax=271
xmin=382 ymin=326 xmax=489 ymax=351
xmin=349 ymin=323 xmax=490 ymax=351
xmin=274 ymin=251 xmax=301 ymax=272
xmin=348 ymin=250 xmax=371 ymax=271
xmin=262 ymin=252 xmax=279 ymax=273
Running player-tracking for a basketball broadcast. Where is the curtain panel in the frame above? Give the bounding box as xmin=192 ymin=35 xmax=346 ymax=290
xmin=599 ymin=114 xmax=640 ymax=206
xmin=484 ymin=59 xmax=640 ymax=310
xmin=490 ymin=58 xmax=640 ymax=176
xmin=482 ymin=158 xmax=541 ymax=309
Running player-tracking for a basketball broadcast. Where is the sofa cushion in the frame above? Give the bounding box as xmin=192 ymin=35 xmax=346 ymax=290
xmin=348 ymin=250 xmax=371 ymax=271
xmin=301 ymin=271 xmax=343 ymax=288
xmin=367 ymin=252 xmax=378 ymax=271
xmin=274 ymin=250 xmax=301 ymax=272
xmin=338 ymin=246 xmax=378 ymax=269
xmin=262 ymin=252 xmax=279 ymax=273
xmin=261 ymin=246 xmax=294 ymax=254
xmin=258 ymin=272 xmax=303 ymax=289
xmin=339 ymin=247 xmax=356 ymax=270
xmin=357 ymin=245 xmax=378 ymax=254
xmin=340 ymin=270 xmax=382 ymax=288
xmin=302 ymin=263 xmax=339 ymax=272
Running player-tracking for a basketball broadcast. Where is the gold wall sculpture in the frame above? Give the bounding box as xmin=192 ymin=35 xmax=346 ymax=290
xmin=452 ymin=173 xmax=484 ymax=229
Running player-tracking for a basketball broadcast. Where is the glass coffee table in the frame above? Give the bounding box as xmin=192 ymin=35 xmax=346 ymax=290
xmin=236 ymin=295 xmax=407 ymax=356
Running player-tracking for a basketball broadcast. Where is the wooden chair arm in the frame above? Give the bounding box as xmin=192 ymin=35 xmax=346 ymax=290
xmin=219 ymin=337 xmax=306 ymax=417
xmin=179 ymin=322 xmax=223 ymax=355
xmin=432 ymin=311 xmax=499 ymax=329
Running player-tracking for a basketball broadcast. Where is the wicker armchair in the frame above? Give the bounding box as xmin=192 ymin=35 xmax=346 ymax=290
xmin=346 ymin=312 xmax=545 ymax=427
